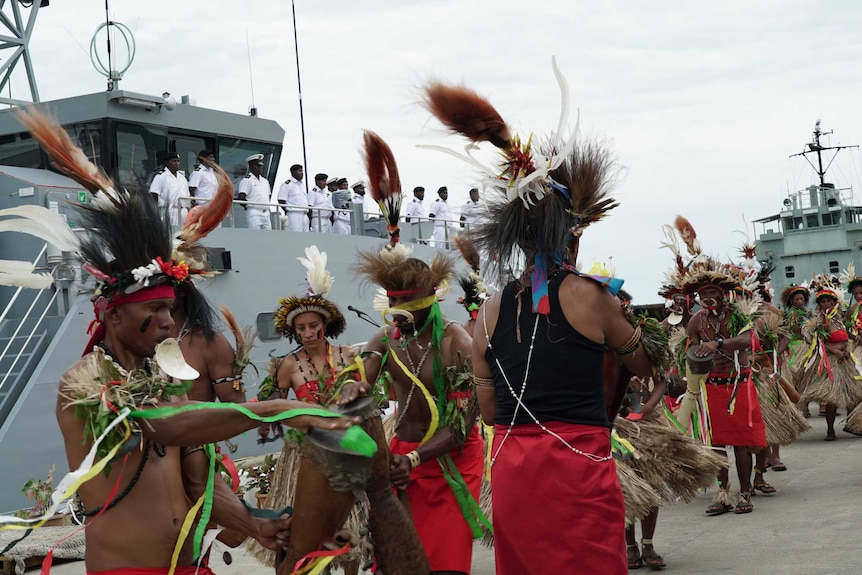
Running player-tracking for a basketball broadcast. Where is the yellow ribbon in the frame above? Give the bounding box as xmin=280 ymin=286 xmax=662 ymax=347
xmin=168 ymin=492 xmax=206 ymax=575
xmin=388 ymin=342 xmax=439 ymax=444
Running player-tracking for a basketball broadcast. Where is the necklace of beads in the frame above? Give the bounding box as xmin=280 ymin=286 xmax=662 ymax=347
xmin=482 ymin=305 xmax=612 ymax=466
xmin=394 ymin=338 xmax=434 ymax=432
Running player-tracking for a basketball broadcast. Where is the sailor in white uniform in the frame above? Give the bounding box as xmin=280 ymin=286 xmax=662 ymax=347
xmin=405 ymin=186 xmax=426 ymax=223
xmin=308 ymin=170 xmax=334 ymax=233
xmin=428 ymin=186 xmax=452 ymax=247
xmin=276 ymin=164 xmax=308 ymax=232
xmin=236 ymin=153 xmax=273 ymax=230
xmin=460 ymin=187 xmax=483 ymax=230
xmin=149 ymin=152 xmax=191 ymax=228
xmin=187 ymin=149 xmax=218 ymax=205
xmin=332 ymin=180 xmax=355 ymax=235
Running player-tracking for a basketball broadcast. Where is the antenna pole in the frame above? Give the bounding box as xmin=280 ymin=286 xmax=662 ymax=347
xmin=245 ymin=29 xmax=256 ymax=116
xmin=291 ymin=0 xmax=309 ymax=194
xmin=104 ymin=0 xmax=112 ymax=90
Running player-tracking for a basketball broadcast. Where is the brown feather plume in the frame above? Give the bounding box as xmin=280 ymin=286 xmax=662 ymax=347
xmin=16 ymin=108 xmax=116 ymax=196
xmin=674 ymin=215 xmax=701 ymax=256
xmin=220 ymin=305 xmax=257 ymax=376
xmin=423 ymin=83 xmax=511 ymax=149
xmin=179 ymin=157 xmax=234 ymax=245
xmin=363 ymin=131 xmax=402 ymax=245
xmin=453 ymin=236 xmax=481 ymax=273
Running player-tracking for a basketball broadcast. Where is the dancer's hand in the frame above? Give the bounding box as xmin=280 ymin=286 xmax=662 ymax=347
xmin=282 ymin=413 xmax=361 ymax=431
xmin=390 ymin=454 xmax=412 ymax=490
xmin=253 ymin=515 xmax=293 ymax=551
xmin=337 ymin=381 xmax=371 ymax=405
xmin=695 ymin=341 xmax=718 ymax=357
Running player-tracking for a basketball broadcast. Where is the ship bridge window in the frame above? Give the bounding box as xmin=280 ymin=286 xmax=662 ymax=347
xmin=785 ymin=266 xmax=795 ymax=279
xmin=805 ymin=215 xmax=819 ymax=228
xmin=0 ymin=131 xmax=42 ymax=169
xmin=822 ymin=212 xmax=841 ymax=226
xmin=829 ymin=261 xmax=840 ymax=273
xmin=115 ymin=122 xmax=167 ymax=193
xmin=219 ymin=138 xmax=281 ymax=190
xmin=782 ymin=216 xmax=803 ymax=231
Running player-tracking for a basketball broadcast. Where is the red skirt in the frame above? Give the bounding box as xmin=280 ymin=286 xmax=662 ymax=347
xmin=88 ymin=568 xmax=217 ymax=575
xmin=390 ymin=427 xmax=483 ymax=573
xmin=491 ymin=421 xmax=626 ymax=575
xmin=705 ymin=376 xmax=767 ymax=448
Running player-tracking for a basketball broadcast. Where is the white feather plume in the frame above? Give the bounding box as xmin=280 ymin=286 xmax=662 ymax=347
xmin=659 ymin=224 xmax=680 ymax=257
xmin=0 ymin=266 xmax=54 ymax=289
xmin=297 ymin=245 xmax=334 ymax=297
xmin=0 ymin=206 xmax=79 ymax=252
xmin=839 ymin=262 xmax=856 ymax=285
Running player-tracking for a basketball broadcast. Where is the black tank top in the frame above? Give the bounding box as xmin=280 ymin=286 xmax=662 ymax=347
xmin=485 ymin=271 xmax=609 ymax=427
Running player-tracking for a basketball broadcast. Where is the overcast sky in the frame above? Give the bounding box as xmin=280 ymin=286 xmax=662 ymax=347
xmin=15 ymin=1 xmax=862 ymax=302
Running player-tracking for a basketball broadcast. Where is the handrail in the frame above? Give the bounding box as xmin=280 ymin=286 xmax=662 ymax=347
xmin=0 ymin=284 xmax=57 ymax=395
xmin=0 ymin=243 xmax=47 ymax=327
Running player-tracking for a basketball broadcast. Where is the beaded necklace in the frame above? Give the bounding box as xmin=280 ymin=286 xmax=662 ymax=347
xmin=394 ymin=335 xmax=435 ymax=432
xmin=482 ymin=303 xmax=612 ymax=466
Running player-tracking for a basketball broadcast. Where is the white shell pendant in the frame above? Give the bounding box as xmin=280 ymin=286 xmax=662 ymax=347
xmin=154 ymin=338 xmax=200 ymax=381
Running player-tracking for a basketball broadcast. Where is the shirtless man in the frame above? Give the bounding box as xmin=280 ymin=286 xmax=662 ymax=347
xmin=172 ymin=282 xmax=246 ymax=403
xmin=343 ymin=253 xmax=482 ymax=575
xmin=689 ymin=284 xmax=767 ymax=515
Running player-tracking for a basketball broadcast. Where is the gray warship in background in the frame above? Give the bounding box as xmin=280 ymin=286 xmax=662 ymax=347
xmin=0 ymin=2 xmax=465 ymax=513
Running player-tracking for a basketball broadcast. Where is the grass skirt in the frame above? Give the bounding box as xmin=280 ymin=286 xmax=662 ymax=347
xmin=800 ymin=353 xmax=862 ymax=411
xmin=614 ymin=411 xmax=727 ymax=506
xmin=243 ymin=439 xmax=371 ymax=569
xmin=754 ymin=370 xmax=811 ymax=445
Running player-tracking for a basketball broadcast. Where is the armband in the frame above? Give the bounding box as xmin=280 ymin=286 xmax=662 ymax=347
xmin=473 ymin=375 xmax=496 ymax=388
xmin=405 ymin=450 xmax=422 ymax=470
xmin=613 ymin=325 xmax=642 ymax=356
xmin=181 ymin=445 xmax=206 ymax=457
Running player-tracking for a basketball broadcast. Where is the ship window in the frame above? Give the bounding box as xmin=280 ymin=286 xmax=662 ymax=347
xmin=829 ymin=261 xmax=840 ymax=273
xmin=64 ymin=123 xmax=102 ymax=170
xmin=256 ymin=312 xmax=280 ymax=341
xmin=115 ymin=122 xmax=167 ymax=193
xmin=785 ymin=266 xmax=795 ymax=279
xmin=0 ymin=130 xmax=42 ymax=169
xmin=218 ymin=137 xmax=280 ymax=190
xmin=822 ymin=212 xmax=840 ymax=226
xmin=805 ymin=215 xmax=819 ymax=228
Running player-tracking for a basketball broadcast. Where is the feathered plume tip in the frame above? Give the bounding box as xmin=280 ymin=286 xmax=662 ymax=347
xmin=298 ymin=245 xmax=334 ymax=297
xmin=220 ymin=305 xmax=257 ymax=377
xmin=734 ymin=217 xmax=758 ymax=270
xmin=16 ymin=108 xmax=118 ymax=203
xmin=422 ymin=83 xmax=511 ymax=149
xmin=362 ymin=130 xmax=402 ymax=246
xmin=659 ymin=223 xmax=685 ymax=276
xmin=453 ymin=235 xmax=481 ymax=273
xmin=0 ymin=205 xmax=80 ymax=288
xmin=674 ymin=215 xmax=701 ymax=257
xmin=178 ymin=156 xmax=234 ymax=245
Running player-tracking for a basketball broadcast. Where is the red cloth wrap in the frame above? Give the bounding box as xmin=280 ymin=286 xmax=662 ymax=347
xmin=294 ymin=380 xmax=321 ymax=403
xmin=88 ymin=567 xmax=217 ymax=575
xmin=389 ymin=427 xmax=482 ymax=573
xmin=490 ymin=422 xmax=626 ymax=575
xmin=827 ymin=329 xmax=849 ymax=343
xmin=705 ymin=374 xmax=767 ymax=448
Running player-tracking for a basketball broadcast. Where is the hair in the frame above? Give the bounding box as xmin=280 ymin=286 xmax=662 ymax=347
xmin=176 ymin=281 xmax=219 ymax=340
xmin=353 ymin=251 xmax=454 ymax=297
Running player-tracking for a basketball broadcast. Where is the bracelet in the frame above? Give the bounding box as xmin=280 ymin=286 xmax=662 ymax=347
xmin=473 ymin=375 xmax=496 ymax=388
xmin=613 ymin=325 xmax=642 ymax=356
xmin=405 ymin=450 xmax=422 ymax=470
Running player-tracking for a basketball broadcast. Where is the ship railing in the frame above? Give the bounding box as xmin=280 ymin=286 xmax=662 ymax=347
xmin=194 ymin=198 xmax=472 ymax=249
xmin=0 ymin=243 xmax=65 ymax=419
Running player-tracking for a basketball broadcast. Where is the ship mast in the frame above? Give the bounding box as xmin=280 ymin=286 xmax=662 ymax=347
xmin=790 ymin=120 xmax=858 ymax=186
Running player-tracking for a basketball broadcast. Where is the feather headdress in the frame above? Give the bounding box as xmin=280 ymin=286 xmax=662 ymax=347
xmin=363 ymin=131 xmax=402 ymax=247
xmin=274 ymin=245 xmax=346 ymax=342
xmin=809 ymin=273 xmax=845 ymax=305
xmin=454 ymin=236 xmax=489 ymax=318
xmin=0 ymin=206 xmax=79 ymax=288
xmin=353 ymin=248 xmax=454 ymax=300
xmin=420 ymin=58 xmax=619 ymax=315
xmin=658 ymin=215 xmax=753 ymax=298
xmin=779 ymin=282 xmax=810 ymax=307
xmin=838 ymin=261 xmax=862 ymax=294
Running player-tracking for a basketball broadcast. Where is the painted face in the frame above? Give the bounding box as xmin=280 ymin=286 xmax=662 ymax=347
xmin=294 ymin=311 xmax=326 ymax=347
xmin=697 ymin=286 xmax=724 ymax=312
xmin=386 ymin=293 xmax=431 ymax=332
xmin=671 ymin=294 xmax=689 ymax=314
xmin=790 ymin=292 xmax=807 ymax=309
xmin=112 ymin=297 xmax=175 ymax=357
xmin=818 ymin=296 xmax=837 ymax=313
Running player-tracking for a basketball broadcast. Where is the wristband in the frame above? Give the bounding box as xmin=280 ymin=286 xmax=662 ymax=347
xmin=716 ymin=337 xmax=724 ymax=349
xmin=406 ymin=450 xmax=422 ymax=470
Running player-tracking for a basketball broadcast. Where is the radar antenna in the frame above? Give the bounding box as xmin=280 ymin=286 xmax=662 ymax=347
xmin=0 ymin=0 xmax=48 ymax=106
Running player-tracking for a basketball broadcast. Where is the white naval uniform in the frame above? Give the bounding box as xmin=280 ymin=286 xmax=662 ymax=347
xmin=187 ymin=164 xmax=218 ymax=203
xmin=429 ymin=197 xmax=452 ymax=247
xmin=308 ymin=187 xmax=333 ymax=233
xmin=460 ymin=199 xmax=483 ymax=230
xmin=149 ymin=168 xmax=191 ymax=228
xmin=238 ymin=173 xmax=273 ymax=230
xmin=405 ymin=197 xmax=426 ymax=223
xmin=277 ymin=177 xmax=308 ymax=232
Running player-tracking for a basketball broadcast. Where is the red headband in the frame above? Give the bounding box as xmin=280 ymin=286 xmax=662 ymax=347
xmin=386 ymin=289 xmax=420 ymax=297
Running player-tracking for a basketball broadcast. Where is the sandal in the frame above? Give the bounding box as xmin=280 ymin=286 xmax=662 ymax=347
xmin=771 ymin=461 xmax=787 ymax=472
xmin=734 ymin=492 xmax=753 ymax=514
xmin=705 ymin=501 xmax=733 ymax=515
xmin=753 ymin=482 xmax=777 ymax=494
xmin=641 ymin=543 xmax=666 ymax=569
xmin=627 ymin=543 xmax=643 ymax=569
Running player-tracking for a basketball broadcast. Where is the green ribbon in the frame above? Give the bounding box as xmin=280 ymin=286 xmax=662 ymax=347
xmin=191 ymin=443 xmax=217 ymax=560
xmin=130 ymin=403 xmax=376 ymax=458
xmin=438 ymin=453 xmax=492 ymax=539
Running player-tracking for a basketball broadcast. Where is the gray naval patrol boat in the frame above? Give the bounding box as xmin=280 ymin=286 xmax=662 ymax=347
xmin=0 ymin=10 xmax=464 ymax=514
xmin=753 ymin=120 xmax=862 ymax=298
